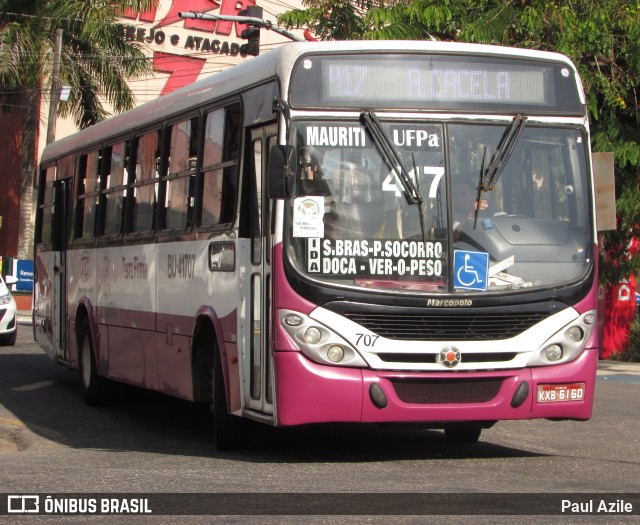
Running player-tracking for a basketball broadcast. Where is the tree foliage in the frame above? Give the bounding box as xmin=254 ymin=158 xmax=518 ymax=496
xmin=0 ymin=0 xmax=160 ymax=128
xmin=279 ymin=0 xmax=640 ymax=284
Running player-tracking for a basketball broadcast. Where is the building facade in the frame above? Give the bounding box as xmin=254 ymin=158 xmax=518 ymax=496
xmin=0 ymin=0 xmax=303 ymax=262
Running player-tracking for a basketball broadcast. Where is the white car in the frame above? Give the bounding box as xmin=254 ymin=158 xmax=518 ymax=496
xmin=0 ymin=274 xmax=18 ymax=346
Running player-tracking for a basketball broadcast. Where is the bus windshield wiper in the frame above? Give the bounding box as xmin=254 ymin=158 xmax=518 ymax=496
xmin=480 ymin=114 xmax=527 ymax=192
xmin=474 ymin=114 xmax=527 ymax=227
xmin=361 ymin=112 xmax=428 ymax=243
xmin=360 ymin=112 xmax=421 ymax=205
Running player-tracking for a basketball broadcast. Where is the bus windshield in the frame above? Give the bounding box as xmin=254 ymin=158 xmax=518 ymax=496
xmin=286 ymin=119 xmax=592 ymax=294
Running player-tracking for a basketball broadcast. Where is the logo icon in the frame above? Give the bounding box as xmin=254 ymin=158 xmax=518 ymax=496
xmin=454 ymin=250 xmax=489 ymax=291
xmin=297 ymin=198 xmax=320 ymax=218
xmin=80 ymin=251 xmax=91 ymax=282
xmin=438 ymin=346 xmax=461 ymax=368
xmin=7 ymin=495 xmax=40 ymax=513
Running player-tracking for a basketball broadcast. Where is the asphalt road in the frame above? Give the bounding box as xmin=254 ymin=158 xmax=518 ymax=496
xmin=0 ymin=324 xmax=638 ymax=524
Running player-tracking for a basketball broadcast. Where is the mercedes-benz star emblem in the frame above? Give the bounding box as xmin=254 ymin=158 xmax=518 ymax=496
xmin=439 ymin=346 xmax=461 ymax=368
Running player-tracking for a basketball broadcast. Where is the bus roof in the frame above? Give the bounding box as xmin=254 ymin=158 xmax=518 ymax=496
xmin=41 ymin=40 xmax=578 ymax=165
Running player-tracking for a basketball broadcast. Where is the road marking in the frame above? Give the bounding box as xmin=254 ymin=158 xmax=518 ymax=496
xmin=13 ymin=380 xmax=56 ymax=392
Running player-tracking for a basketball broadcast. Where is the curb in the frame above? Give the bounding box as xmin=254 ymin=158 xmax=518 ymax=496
xmin=16 ymin=313 xmax=32 ymax=326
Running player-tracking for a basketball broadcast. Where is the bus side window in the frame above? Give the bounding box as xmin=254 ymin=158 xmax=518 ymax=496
xmin=75 ymin=150 xmax=101 ymax=241
xmin=36 ymin=165 xmax=57 ymax=246
xmin=199 ymin=103 xmax=241 ymax=227
xmin=102 ymin=141 xmax=128 ymax=237
xmin=129 ymin=130 xmax=160 ymax=234
xmin=164 ymin=116 xmax=199 ymax=230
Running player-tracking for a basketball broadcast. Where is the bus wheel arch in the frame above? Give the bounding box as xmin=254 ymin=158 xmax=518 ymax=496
xmin=191 ymin=316 xmax=216 ymax=403
xmin=212 ymin=346 xmax=251 ymax=450
xmin=192 ymin=313 xmax=250 ymax=450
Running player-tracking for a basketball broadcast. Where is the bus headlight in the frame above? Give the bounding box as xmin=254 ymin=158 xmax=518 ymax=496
xmin=304 ymin=327 xmax=322 ymax=344
xmin=327 ymin=345 xmax=345 ymax=363
xmin=544 ymin=344 xmax=563 ymax=361
xmin=528 ymin=310 xmax=596 ymax=366
xmin=279 ymin=309 xmax=368 ymax=368
xmin=565 ymin=326 xmax=583 ymax=343
xmin=283 ymin=314 xmax=303 ymax=326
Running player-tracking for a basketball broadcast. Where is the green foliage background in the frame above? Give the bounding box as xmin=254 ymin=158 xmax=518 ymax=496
xmin=280 ymin=0 xmax=640 ymax=285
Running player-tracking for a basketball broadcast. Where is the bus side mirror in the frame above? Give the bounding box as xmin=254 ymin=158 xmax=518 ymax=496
xmin=268 ymin=145 xmax=295 ymax=199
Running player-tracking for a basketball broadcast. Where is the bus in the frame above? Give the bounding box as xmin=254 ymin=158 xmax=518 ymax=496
xmin=34 ymin=41 xmax=598 ymax=449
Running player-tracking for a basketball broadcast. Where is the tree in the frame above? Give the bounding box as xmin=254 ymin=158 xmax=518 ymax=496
xmin=0 ymin=0 xmax=161 ymax=129
xmin=279 ymin=1 xmax=419 ymax=41
xmin=279 ymin=0 xmax=640 ymax=284
xmin=0 ymin=1 xmax=159 ymax=259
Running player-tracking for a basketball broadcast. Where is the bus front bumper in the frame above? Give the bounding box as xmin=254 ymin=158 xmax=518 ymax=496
xmin=273 ymin=349 xmax=598 ymax=426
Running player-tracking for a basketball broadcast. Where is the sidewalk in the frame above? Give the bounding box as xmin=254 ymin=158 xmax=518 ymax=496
xmin=596 ymin=359 xmax=640 ymax=377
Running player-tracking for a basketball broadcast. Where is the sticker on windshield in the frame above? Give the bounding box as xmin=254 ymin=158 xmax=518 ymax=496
xmin=454 ymin=250 xmax=489 ymax=291
xmin=307 ymin=238 xmax=444 ymax=277
xmin=293 ymin=197 xmax=325 ymax=238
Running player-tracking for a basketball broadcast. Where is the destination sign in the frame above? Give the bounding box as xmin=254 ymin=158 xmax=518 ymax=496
xmin=292 ymin=54 xmax=584 ymax=115
xmin=307 ymin=238 xmax=445 ymax=278
xmin=324 ymin=61 xmax=546 ymax=105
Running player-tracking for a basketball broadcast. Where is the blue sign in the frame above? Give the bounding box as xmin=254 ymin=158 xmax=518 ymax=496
xmin=454 ymin=250 xmax=489 ymax=291
xmin=16 ymin=259 xmax=34 ymax=292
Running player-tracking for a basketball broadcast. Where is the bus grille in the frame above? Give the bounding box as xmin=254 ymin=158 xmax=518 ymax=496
xmin=376 ymin=352 xmax=518 ymax=364
xmin=344 ymin=312 xmax=549 ymax=341
xmin=390 ymin=378 xmax=505 ymax=404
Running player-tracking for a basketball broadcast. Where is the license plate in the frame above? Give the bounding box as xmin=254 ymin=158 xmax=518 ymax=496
xmin=537 ymin=383 xmax=585 ymax=403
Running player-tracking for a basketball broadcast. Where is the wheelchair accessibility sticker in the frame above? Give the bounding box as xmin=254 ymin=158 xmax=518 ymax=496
xmin=454 ymin=250 xmax=489 ymax=291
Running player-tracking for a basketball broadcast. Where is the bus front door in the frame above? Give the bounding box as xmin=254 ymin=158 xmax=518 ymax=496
xmin=242 ymin=124 xmax=278 ymax=417
xmin=34 ymin=177 xmax=71 ymax=363
xmin=51 ymin=178 xmax=71 ymax=363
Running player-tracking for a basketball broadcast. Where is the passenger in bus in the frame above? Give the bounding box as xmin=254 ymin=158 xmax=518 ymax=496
xmin=297 ymin=148 xmax=331 ymax=196
xmin=451 ymin=178 xmax=490 ymax=230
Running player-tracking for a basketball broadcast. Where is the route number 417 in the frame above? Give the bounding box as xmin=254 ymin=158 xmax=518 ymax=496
xmin=382 ymin=166 xmax=445 ymax=199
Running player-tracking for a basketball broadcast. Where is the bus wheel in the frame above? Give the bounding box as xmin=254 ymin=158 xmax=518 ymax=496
xmin=78 ymin=318 xmax=110 ymax=406
xmin=1 ymin=329 xmax=17 ymax=346
xmin=444 ymin=427 xmax=482 ymax=443
xmin=212 ymin=349 xmax=250 ymax=451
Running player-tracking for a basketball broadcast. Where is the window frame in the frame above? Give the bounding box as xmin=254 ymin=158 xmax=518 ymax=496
xmin=196 ymin=101 xmax=242 ymax=231
xmin=125 ymin=128 xmax=163 ymax=238
xmin=74 ymin=149 xmax=103 ymax=242
xmin=100 ymin=140 xmax=130 ymax=240
xmin=161 ymin=113 xmax=200 ymax=233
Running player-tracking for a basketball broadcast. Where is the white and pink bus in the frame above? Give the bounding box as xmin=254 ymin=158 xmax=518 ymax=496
xmin=34 ymin=41 xmax=598 ymax=449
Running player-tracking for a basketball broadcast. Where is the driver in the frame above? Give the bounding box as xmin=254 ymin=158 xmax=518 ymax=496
xmin=451 ymin=178 xmax=490 ymax=229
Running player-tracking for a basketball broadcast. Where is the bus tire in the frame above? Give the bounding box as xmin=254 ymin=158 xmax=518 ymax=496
xmin=444 ymin=427 xmax=482 ymax=443
xmin=1 ymin=329 xmax=17 ymax=346
xmin=78 ymin=318 xmax=111 ymax=406
xmin=213 ymin=348 xmax=250 ymax=450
